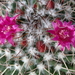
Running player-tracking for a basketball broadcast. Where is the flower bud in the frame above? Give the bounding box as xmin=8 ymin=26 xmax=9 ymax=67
xmin=46 ymin=0 xmax=55 ymax=9
xmin=36 ymin=41 xmax=48 ymax=52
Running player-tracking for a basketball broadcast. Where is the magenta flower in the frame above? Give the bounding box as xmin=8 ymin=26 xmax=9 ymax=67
xmin=0 ymin=14 xmax=23 ymax=46
xmin=47 ymin=20 xmax=75 ymax=51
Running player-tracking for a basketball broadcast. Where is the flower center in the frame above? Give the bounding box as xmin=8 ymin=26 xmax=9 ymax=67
xmin=59 ymin=29 xmax=70 ymax=39
xmin=2 ymin=26 xmax=11 ymax=34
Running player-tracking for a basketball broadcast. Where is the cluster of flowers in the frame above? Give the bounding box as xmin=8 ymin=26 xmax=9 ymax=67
xmin=0 ymin=15 xmax=75 ymax=51
xmin=0 ymin=0 xmax=75 ymax=75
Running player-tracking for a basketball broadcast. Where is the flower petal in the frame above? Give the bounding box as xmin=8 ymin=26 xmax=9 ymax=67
xmin=66 ymin=44 xmax=70 ymax=50
xmin=7 ymin=36 xmax=16 ymax=46
xmin=56 ymin=20 xmax=63 ymax=27
xmin=52 ymin=37 xmax=59 ymax=41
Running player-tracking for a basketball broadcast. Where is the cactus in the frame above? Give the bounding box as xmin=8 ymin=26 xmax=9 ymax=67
xmin=0 ymin=0 xmax=75 ymax=75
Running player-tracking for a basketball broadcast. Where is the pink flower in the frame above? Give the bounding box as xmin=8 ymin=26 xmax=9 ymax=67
xmin=0 ymin=14 xmax=23 ymax=46
xmin=47 ymin=20 xmax=75 ymax=51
